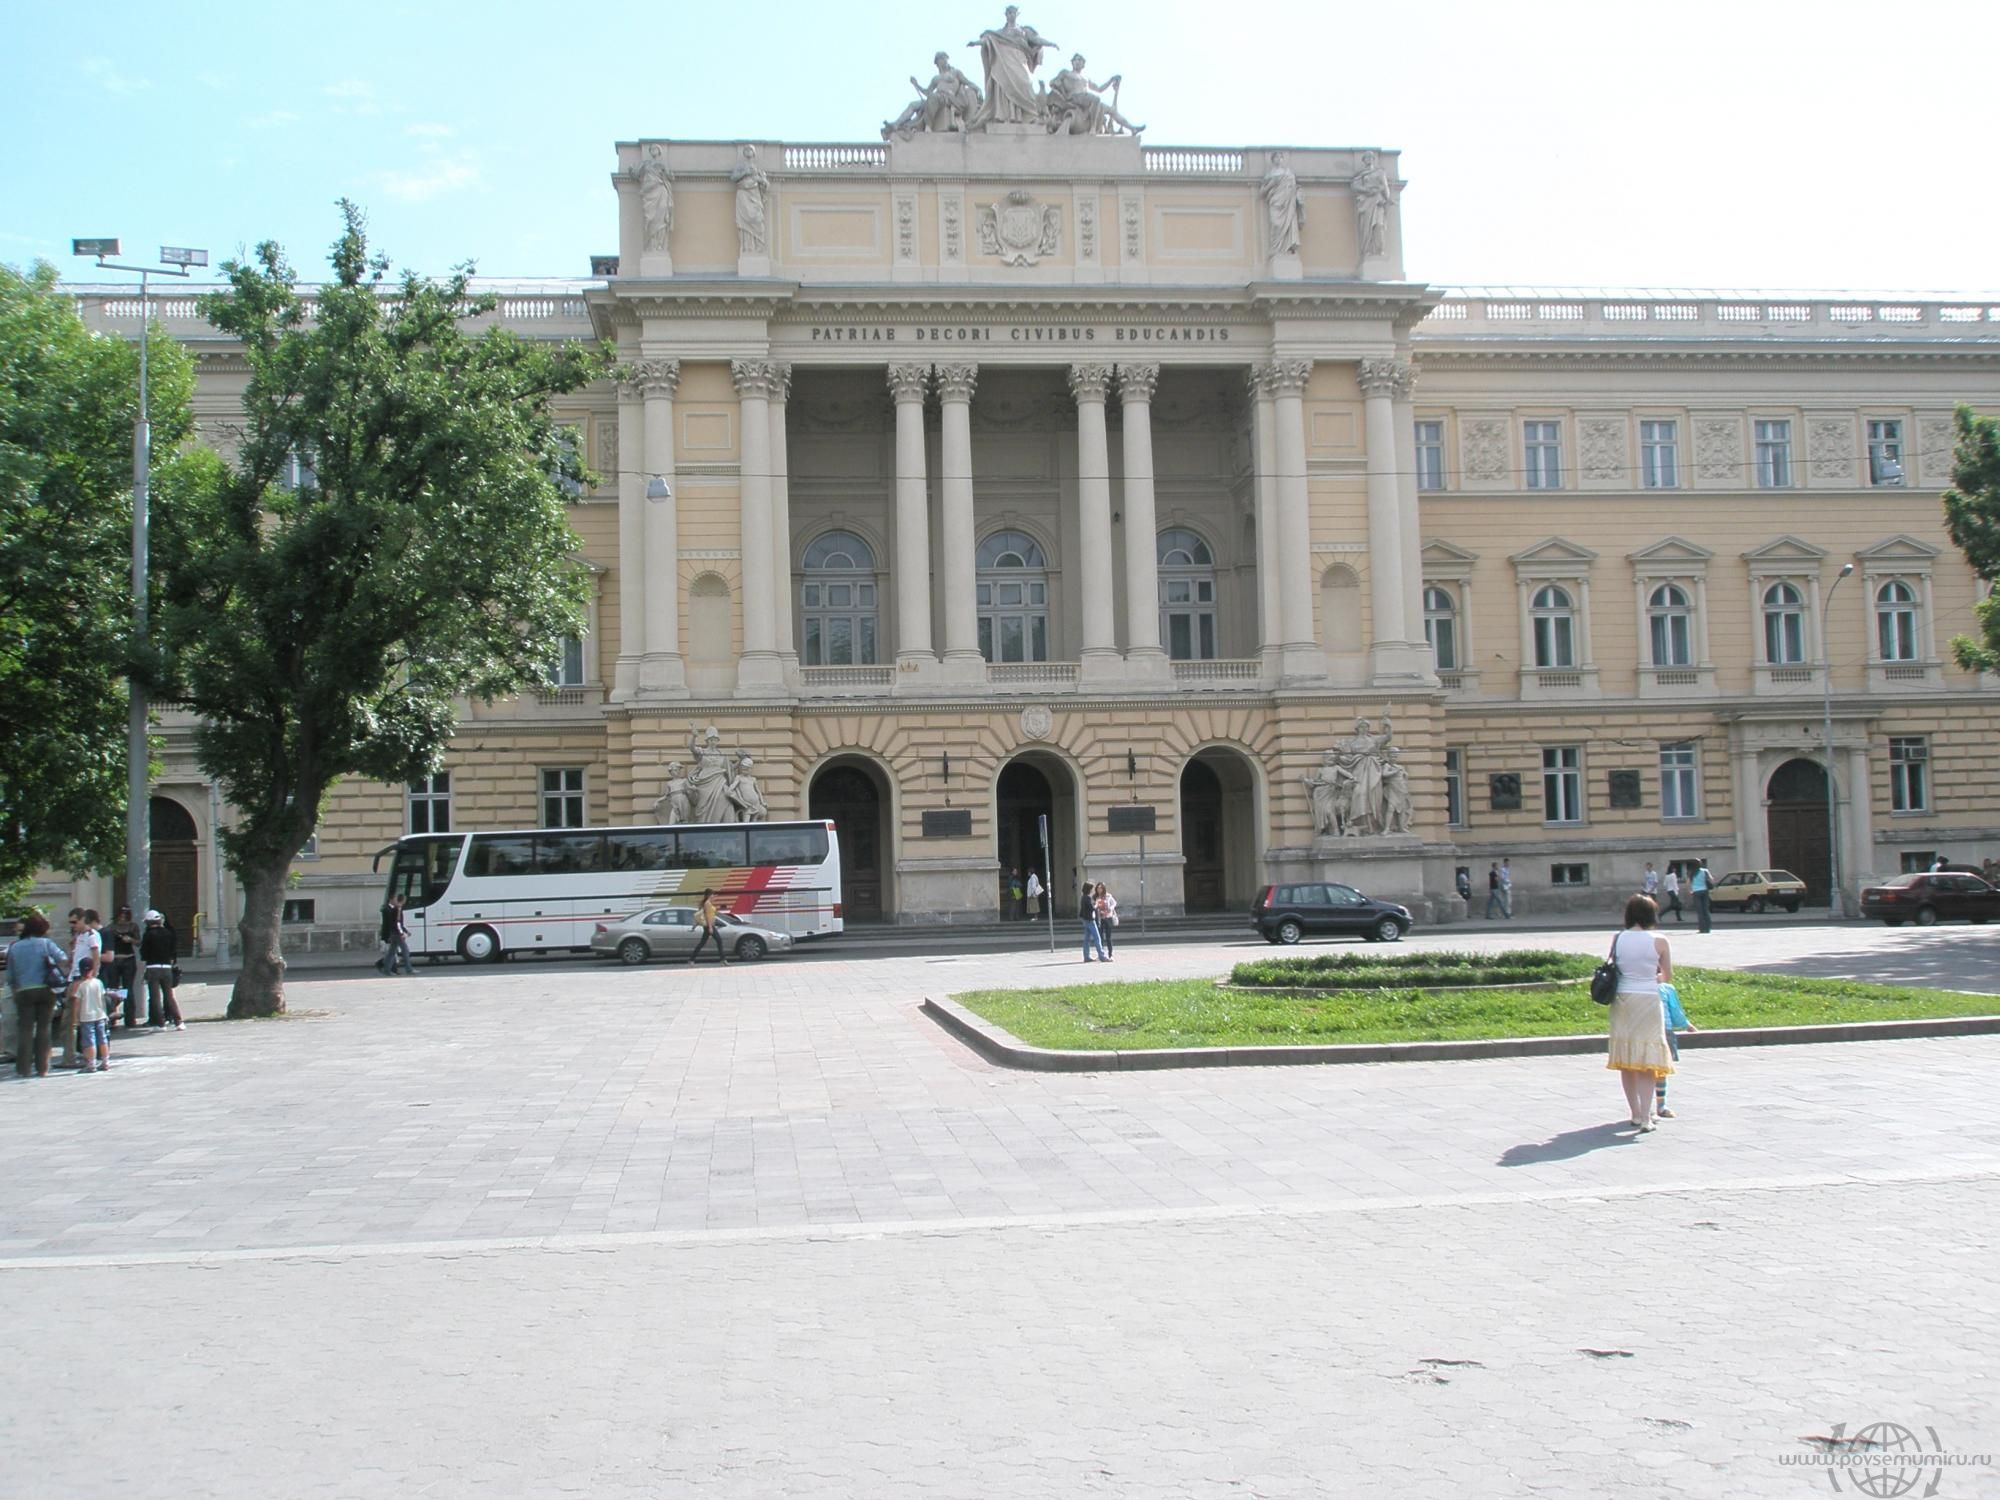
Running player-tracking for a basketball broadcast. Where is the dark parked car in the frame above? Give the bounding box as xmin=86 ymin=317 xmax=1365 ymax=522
xmin=1859 ymin=872 xmax=2000 ymax=926
xmin=1252 ymin=882 xmax=1411 ymax=945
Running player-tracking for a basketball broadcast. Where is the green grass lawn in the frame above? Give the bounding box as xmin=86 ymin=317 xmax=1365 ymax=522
xmin=951 ymin=967 xmax=1998 ymax=1051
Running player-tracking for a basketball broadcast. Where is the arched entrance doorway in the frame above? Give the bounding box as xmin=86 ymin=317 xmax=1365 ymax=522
xmin=807 ymin=759 xmax=892 ymax=921
xmin=113 ymin=796 xmax=200 ymax=943
xmin=1180 ymin=748 xmax=1261 ymax=911
xmin=1766 ymin=758 xmax=1831 ymax=906
xmin=996 ymin=752 xmax=1079 ymax=919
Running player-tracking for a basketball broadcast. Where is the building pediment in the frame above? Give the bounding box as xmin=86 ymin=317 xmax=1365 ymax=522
xmin=1741 ymin=535 xmax=1828 ymax=566
xmin=1422 ymin=539 xmax=1480 ymax=568
xmin=1854 ymin=533 xmax=1941 ymax=564
xmin=1510 ymin=537 xmax=1598 ymax=574
xmin=1627 ymin=535 xmax=1714 ymax=567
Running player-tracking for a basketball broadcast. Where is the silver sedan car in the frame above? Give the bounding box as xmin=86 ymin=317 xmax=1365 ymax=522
xmin=591 ymin=906 xmax=795 ymax=965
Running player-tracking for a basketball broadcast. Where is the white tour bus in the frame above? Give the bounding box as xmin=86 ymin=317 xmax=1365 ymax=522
xmin=375 ymin=821 xmax=844 ymax=962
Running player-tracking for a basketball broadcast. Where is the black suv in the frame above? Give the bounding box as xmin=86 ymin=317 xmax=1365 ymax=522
xmin=1252 ymin=883 xmax=1411 ymax=945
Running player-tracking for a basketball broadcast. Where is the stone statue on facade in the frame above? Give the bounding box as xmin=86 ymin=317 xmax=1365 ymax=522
xmin=686 ymin=726 xmax=737 ymax=823
xmin=1304 ymin=714 xmax=1407 ymax=837
xmin=652 ymin=762 xmax=692 ymax=826
xmin=967 ymin=6 xmax=1055 ymax=126
xmin=731 ymin=145 xmax=771 ymax=256
xmin=638 ymin=144 xmax=674 ymax=253
xmin=1046 ymin=54 xmax=1143 ymax=135
xmin=1351 ymin=150 xmax=1393 ymax=259
xmin=1303 ymin=748 xmax=1350 ymax=838
xmin=1261 ymin=152 xmax=1301 ymax=257
xmin=884 ymin=52 xmax=984 ymax=139
xmin=726 ymin=754 xmax=769 ymax=823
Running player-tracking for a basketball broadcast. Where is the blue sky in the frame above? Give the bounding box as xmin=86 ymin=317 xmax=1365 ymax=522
xmin=5 ymin=0 xmax=1995 ymax=292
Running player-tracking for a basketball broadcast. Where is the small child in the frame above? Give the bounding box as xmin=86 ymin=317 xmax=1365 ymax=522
xmin=69 ymin=955 xmax=110 ymax=1073
xmin=1656 ymin=982 xmax=1695 ymax=1118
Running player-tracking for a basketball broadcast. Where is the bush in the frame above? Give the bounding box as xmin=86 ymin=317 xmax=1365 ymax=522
xmin=1228 ymin=948 xmax=1596 ymax=991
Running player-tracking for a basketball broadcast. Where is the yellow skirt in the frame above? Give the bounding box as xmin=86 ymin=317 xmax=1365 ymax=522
xmin=1606 ymin=989 xmax=1675 ymax=1077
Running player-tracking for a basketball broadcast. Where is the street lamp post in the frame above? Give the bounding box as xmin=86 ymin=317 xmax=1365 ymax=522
xmin=1821 ymin=561 xmax=1855 ymax=918
xmin=71 ymin=239 xmax=207 ymax=940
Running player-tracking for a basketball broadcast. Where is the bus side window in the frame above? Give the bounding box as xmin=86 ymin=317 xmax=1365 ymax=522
xmin=749 ymin=827 xmax=825 ymax=865
xmin=539 ymin=832 xmax=607 ymax=875
xmin=468 ymin=835 xmax=537 ymax=876
xmin=608 ymin=831 xmax=674 ymax=871
xmin=671 ymin=829 xmax=748 ymax=869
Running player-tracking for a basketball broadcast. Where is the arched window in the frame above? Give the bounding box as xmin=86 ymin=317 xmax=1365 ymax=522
xmin=1157 ymin=527 xmax=1217 ymax=660
xmin=977 ymin=529 xmax=1049 ymax=663
xmin=1647 ymin=583 xmax=1693 ymax=667
xmin=799 ymin=529 xmax=878 ymax=665
xmin=1762 ymin=581 xmax=1806 ymax=664
xmin=1423 ymin=585 xmax=1459 ymax=670
xmin=1875 ymin=579 xmax=1918 ymax=662
xmin=1530 ymin=584 xmax=1575 ymax=668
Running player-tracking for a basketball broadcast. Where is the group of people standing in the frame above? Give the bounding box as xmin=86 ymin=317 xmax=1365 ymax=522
xmin=4 ymin=906 xmax=183 ymax=1079
xmin=1639 ymin=861 xmax=1715 ymax=933
xmin=1079 ymin=881 xmax=1118 ymax=962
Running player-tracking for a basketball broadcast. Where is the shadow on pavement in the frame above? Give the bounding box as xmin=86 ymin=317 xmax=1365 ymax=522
xmin=1736 ymin=934 xmax=2000 ymax=994
xmin=1497 ymin=1121 xmax=1635 ymax=1167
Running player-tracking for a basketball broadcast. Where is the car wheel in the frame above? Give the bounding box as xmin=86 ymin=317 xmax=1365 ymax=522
xmin=1372 ymin=916 xmax=1404 ymax=944
xmin=1784 ymin=901 xmax=1800 ymax=913
xmin=617 ymin=937 xmax=650 ymax=967
xmin=458 ymin=925 xmax=502 ymax=964
xmin=1883 ymin=919 xmax=1903 ymax=927
xmin=1746 ymin=896 xmax=1766 ymax=914
xmin=734 ymin=935 xmax=767 ymax=962
xmin=1275 ymin=918 xmax=1304 ymax=945
xmin=1915 ymin=906 xmax=1939 ymax=927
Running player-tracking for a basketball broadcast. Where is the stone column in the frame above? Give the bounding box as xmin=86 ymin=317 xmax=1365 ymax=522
xmin=768 ymin=364 xmax=796 ymax=681
xmin=731 ymin=359 xmax=785 ymax=693
xmin=1359 ymin=356 xmax=1428 ymax=682
xmin=1248 ymin=368 xmax=1281 ymax=677
xmin=1266 ymin=360 xmax=1321 ymax=680
xmin=1118 ymin=362 xmax=1167 ymax=679
xmin=1069 ymin=362 xmax=1120 ymax=682
xmin=1732 ymin=746 xmax=1765 ymax=870
xmin=1389 ymin=364 xmax=1427 ymax=647
xmin=635 ymin=359 xmax=686 ymax=695
xmin=1844 ymin=743 xmax=1875 ymax=894
xmin=612 ymin=365 xmax=645 ymax=699
xmin=936 ymin=363 xmax=985 ymax=684
xmin=887 ymin=363 xmax=936 ymax=677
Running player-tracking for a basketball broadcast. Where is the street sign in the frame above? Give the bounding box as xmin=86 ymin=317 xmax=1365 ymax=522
xmin=921 ymin=809 xmax=972 ymax=838
xmin=1107 ymin=805 xmax=1157 ymax=834
xmin=72 ymin=238 xmax=120 ymax=257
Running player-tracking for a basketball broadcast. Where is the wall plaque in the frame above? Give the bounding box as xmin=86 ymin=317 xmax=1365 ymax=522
xmin=1607 ymin=770 xmax=1642 ymax=809
xmin=921 ymin=809 xmax=973 ymax=838
xmin=1488 ymin=774 xmax=1522 ymax=812
xmin=1107 ymin=805 xmax=1158 ymax=834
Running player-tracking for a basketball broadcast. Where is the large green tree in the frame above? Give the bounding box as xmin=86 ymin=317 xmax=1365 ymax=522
xmin=1942 ymin=403 xmax=2000 ymax=673
xmin=155 ymin=204 xmax=609 ymax=1016
xmin=0 ymin=262 xmax=194 ymax=905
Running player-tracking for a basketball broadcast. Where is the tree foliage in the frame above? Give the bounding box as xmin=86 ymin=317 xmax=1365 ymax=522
xmin=154 ymin=204 xmax=611 ymax=1014
xmin=0 ymin=261 xmax=194 ymax=898
xmin=1941 ymin=404 xmax=2000 ymax=674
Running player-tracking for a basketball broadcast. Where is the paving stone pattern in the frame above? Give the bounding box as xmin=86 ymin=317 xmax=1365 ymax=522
xmin=2 ymin=923 xmax=1995 ymax=1497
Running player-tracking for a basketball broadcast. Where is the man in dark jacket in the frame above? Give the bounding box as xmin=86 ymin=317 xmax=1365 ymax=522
xmin=377 ymin=894 xmax=414 ymax=975
xmin=139 ymin=911 xmax=184 ymax=1029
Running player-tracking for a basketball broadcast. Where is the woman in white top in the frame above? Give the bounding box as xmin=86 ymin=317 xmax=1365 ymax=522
xmin=1607 ymin=894 xmax=1675 ymax=1131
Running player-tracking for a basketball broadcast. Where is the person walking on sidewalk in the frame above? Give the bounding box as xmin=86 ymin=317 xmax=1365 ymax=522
xmin=690 ymin=890 xmax=731 ymax=965
xmin=1079 ymin=883 xmax=1108 ymax=962
xmin=1499 ymin=859 xmax=1514 ymax=918
xmin=5 ymin=913 xmax=69 ymax=1078
xmin=1093 ymin=882 xmax=1118 ymax=957
xmin=1692 ymin=859 xmax=1714 ymax=933
xmin=1660 ymin=866 xmax=1684 ymax=923
xmin=1605 ymin=895 xmax=1674 ymax=1132
xmin=376 ymin=893 xmax=415 ymax=975
xmin=1485 ymin=863 xmax=1503 ymax=919
xmin=107 ymin=906 xmax=139 ymax=1028
xmin=1026 ymin=868 xmax=1045 ymax=921
xmin=140 ymin=910 xmax=184 ymax=1029
xmin=1641 ymin=863 xmax=1659 ymax=900
xmin=68 ymin=954 xmax=110 ymax=1073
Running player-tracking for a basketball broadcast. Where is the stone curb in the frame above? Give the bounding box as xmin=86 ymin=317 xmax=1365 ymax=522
xmin=920 ymin=995 xmax=2000 ymax=1072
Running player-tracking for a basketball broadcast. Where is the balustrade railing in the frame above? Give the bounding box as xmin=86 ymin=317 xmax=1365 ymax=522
xmin=783 ymin=143 xmax=887 ymax=170
xmin=1142 ymin=147 xmax=1245 ymax=174
xmin=800 ymin=665 xmax=895 ymax=691
xmin=1170 ymin=658 xmax=1260 ymax=684
xmin=987 ymin=662 xmax=1080 ymax=688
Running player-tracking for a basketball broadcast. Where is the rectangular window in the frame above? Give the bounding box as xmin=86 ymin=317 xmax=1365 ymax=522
xmin=550 ymin=634 xmax=586 ymax=687
xmin=1639 ymin=420 xmax=1679 ymax=489
xmin=1755 ymin=419 xmax=1793 ymax=488
xmin=278 ymin=447 xmax=318 ymax=493
xmin=541 ymin=767 xmax=586 ymax=829
xmin=1660 ymin=743 xmax=1699 ymax=820
xmin=1868 ymin=419 xmax=1905 ymax=486
xmin=671 ymin=828 xmax=749 ymax=870
xmin=1524 ymin=420 xmax=1563 ymax=489
xmin=1444 ymin=749 xmax=1465 ymax=828
xmin=281 ymin=899 xmax=316 ymax=924
xmin=407 ymin=772 xmax=451 ymax=834
xmin=1900 ymin=851 xmax=1936 ymax=874
xmin=1550 ymin=863 xmax=1590 ymax=886
xmin=1541 ymin=745 xmax=1582 ymax=824
xmin=1889 ymin=737 xmax=1929 ymax=812
xmin=1415 ymin=420 xmax=1446 ymax=491
xmin=554 ymin=424 xmax=584 ymax=497
xmin=297 ymin=831 xmax=320 ymax=860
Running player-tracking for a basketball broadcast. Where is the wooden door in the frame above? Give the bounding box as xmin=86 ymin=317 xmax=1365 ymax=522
xmin=809 ymin=767 xmax=883 ymax=921
xmin=1181 ymin=760 xmax=1225 ymax=912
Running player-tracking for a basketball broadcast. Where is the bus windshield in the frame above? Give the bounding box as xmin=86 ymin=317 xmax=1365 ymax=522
xmin=387 ymin=835 xmax=464 ymax=910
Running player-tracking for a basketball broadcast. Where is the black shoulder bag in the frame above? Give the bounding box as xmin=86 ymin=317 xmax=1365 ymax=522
xmin=1590 ymin=933 xmax=1622 ymax=1005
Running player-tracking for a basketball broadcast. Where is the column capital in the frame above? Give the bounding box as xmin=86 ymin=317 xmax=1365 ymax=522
xmin=1116 ymin=362 xmax=1160 ymax=403
xmin=1066 ymin=362 xmax=1114 ymax=403
xmin=886 ymin=362 xmax=932 ymax=405
xmin=730 ymin=358 xmax=783 ymax=399
xmin=769 ymin=362 xmax=792 ymax=403
xmin=1357 ymin=356 xmax=1419 ymax=399
xmin=1262 ymin=359 xmax=1314 ymax=397
xmin=622 ymin=358 xmax=681 ymax=399
xmin=935 ymin=362 xmax=979 ymax=403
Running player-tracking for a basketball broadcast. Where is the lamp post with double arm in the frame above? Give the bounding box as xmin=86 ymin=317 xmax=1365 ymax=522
xmin=1821 ymin=561 xmax=1855 ymax=917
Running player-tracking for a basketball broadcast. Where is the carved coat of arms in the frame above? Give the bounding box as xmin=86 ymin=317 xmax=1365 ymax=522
xmin=978 ymin=189 xmax=1061 ymax=266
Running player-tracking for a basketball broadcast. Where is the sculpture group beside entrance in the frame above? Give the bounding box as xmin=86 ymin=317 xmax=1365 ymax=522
xmin=1303 ymin=715 xmax=1414 ymax=839
xmin=883 ymin=7 xmax=1143 ymax=140
xmin=650 ymin=727 xmax=769 ymax=825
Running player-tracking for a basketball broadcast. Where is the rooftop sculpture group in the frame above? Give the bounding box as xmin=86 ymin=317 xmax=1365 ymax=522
xmin=885 ymin=7 xmax=1143 ymax=140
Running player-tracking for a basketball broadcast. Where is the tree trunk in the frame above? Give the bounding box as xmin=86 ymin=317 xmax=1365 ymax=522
xmin=228 ymin=854 xmax=290 ymax=1017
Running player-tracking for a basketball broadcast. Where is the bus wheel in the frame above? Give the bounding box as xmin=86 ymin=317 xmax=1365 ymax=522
xmin=458 ymin=925 xmax=502 ymax=963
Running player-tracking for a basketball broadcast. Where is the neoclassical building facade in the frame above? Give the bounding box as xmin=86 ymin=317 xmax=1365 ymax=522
xmin=59 ymin=112 xmax=2000 ymax=944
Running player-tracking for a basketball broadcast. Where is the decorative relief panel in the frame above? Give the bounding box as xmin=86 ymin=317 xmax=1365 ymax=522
xmin=1122 ymin=196 xmax=1142 ymax=259
xmin=1918 ymin=416 xmax=1956 ymax=486
xmin=1808 ymin=417 xmax=1854 ymax=482
xmin=596 ymin=418 xmax=618 ymax=480
xmin=1693 ymin=418 xmax=1742 ymax=484
xmin=1077 ymin=194 xmax=1098 ymax=263
xmin=1578 ymin=418 xmax=1626 ymax=485
xmin=940 ymin=192 xmax=965 ymax=264
xmin=894 ymin=192 xmax=918 ymax=264
xmin=976 ymin=190 xmax=1061 ymax=266
xmin=1461 ymin=419 xmax=1508 ymax=483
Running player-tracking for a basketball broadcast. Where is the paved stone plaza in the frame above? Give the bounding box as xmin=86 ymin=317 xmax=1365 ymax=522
xmin=4 ymin=923 xmax=1996 ymax=1498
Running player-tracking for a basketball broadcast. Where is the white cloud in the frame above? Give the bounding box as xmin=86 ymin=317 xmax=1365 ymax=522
xmin=321 ymin=79 xmax=380 ymax=116
xmin=247 ymin=109 xmax=301 ymax=129
xmin=405 ymin=122 xmax=455 ymax=139
xmin=377 ymin=152 xmax=481 ymax=204
xmin=82 ymin=57 xmax=149 ymax=96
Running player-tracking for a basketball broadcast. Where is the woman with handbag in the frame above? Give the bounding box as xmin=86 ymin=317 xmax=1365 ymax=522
xmin=5 ymin=913 xmax=70 ymax=1077
xmin=1605 ymin=894 xmax=1674 ymax=1131
xmin=139 ymin=910 xmax=185 ymax=1030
